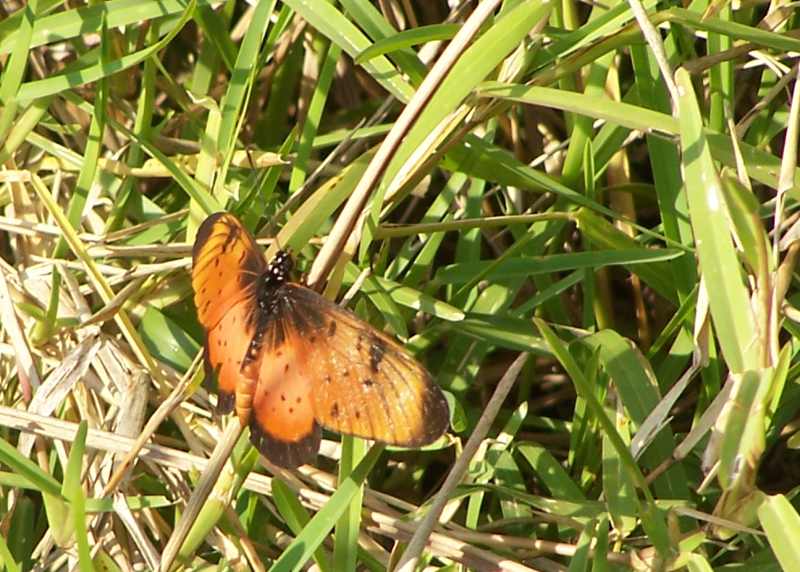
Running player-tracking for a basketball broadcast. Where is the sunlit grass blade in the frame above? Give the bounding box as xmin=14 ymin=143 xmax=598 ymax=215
xmin=272 ymin=478 xmax=333 ymax=572
xmin=758 ymin=494 xmax=800 ymax=571
xmin=333 ymin=436 xmax=367 ymax=572
xmin=62 ymin=421 xmax=92 ymax=570
xmin=675 ymin=67 xmax=759 ymax=373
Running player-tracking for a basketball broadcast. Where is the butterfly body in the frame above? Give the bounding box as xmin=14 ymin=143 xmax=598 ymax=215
xmin=192 ymin=212 xmax=449 ymax=468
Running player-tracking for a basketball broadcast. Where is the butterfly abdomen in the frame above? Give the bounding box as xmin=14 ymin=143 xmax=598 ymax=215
xmin=234 ymin=372 xmax=257 ymax=427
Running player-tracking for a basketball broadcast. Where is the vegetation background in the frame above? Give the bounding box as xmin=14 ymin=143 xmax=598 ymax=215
xmin=1 ymin=0 xmax=799 ymax=570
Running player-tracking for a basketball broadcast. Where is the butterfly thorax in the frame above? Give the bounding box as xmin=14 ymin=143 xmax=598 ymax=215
xmin=257 ymin=250 xmax=294 ymax=314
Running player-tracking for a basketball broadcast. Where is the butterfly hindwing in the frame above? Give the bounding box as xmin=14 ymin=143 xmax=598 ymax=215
xmin=281 ymin=285 xmax=450 ymax=447
xmin=204 ymin=297 xmax=257 ymax=413
xmin=245 ymin=324 xmax=321 ymax=468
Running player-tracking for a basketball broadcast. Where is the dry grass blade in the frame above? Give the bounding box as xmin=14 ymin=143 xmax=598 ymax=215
xmin=17 ymin=333 xmax=101 ymax=457
xmin=112 ymin=493 xmax=161 ymax=570
xmin=101 ymin=351 xmax=203 ymax=496
xmin=158 ymin=420 xmax=244 ymax=572
xmin=0 ymin=267 xmax=40 ymax=401
xmin=0 ymin=406 xmax=207 ymax=473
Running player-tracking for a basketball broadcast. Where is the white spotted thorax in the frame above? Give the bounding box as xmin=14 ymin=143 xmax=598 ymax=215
xmin=256 ymin=250 xmax=294 ymax=313
xmin=267 ymin=250 xmax=292 ymax=283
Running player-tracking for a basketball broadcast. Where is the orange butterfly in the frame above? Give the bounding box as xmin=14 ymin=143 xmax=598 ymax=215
xmin=191 ymin=212 xmax=450 ymax=468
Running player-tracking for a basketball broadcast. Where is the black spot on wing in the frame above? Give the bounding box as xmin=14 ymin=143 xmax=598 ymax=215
xmin=249 ymin=419 xmax=321 ymax=469
xmin=369 ymin=336 xmax=387 ymax=373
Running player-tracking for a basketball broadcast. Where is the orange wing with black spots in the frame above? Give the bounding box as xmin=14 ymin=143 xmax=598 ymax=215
xmin=192 ymin=212 xmax=450 ymax=469
xmin=282 ymin=285 xmax=450 ymax=447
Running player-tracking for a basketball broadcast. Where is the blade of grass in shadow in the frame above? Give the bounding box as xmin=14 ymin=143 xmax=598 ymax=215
xmin=575 ymin=208 xmax=680 ymax=304
xmin=602 ymin=418 xmax=637 ymax=536
xmin=465 ymin=402 xmax=528 ymax=528
xmin=455 ymin=315 xmax=549 ymax=354
xmin=268 ymin=443 xmax=384 ymax=572
xmin=579 ymin=330 xmax=690 ymax=499
xmin=272 ymin=478 xmax=333 ymax=572
xmin=534 ymin=318 xmax=672 ymax=561
xmin=516 ymin=443 xmax=585 ymax=501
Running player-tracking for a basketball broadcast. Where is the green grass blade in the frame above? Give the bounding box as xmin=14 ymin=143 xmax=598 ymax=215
xmin=676 ymin=67 xmax=759 ymax=373
xmin=355 ymin=24 xmax=459 ymax=64
xmin=758 ymin=494 xmax=800 ymax=571
xmin=268 ymin=444 xmax=383 ymax=572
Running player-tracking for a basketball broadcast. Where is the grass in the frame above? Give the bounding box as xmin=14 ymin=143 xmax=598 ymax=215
xmin=1 ymin=0 xmax=800 ymax=570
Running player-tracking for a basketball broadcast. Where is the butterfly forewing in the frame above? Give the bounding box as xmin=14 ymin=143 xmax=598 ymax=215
xmin=282 ymin=285 xmax=450 ymax=447
xmin=204 ymin=297 xmax=256 ymax=413
xmin=192 ymin=212 xmax=266 ymax=329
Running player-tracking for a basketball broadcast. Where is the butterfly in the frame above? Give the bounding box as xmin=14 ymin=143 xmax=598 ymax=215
xmin=191 ymin=212 xmax=450 ymax=468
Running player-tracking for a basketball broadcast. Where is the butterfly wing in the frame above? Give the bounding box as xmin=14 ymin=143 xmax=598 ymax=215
xmin=192 ymin=212 xmax=266 ymax=413
xmin=244 ymin=321 xmax=321 ymax=468
xmin=240 ymin=284 xmax=331 ymax=468
xmin=194 ymin=215 xmax=448 ymax=467
xmin=283 ymin=284 xmax=450 ymax=447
